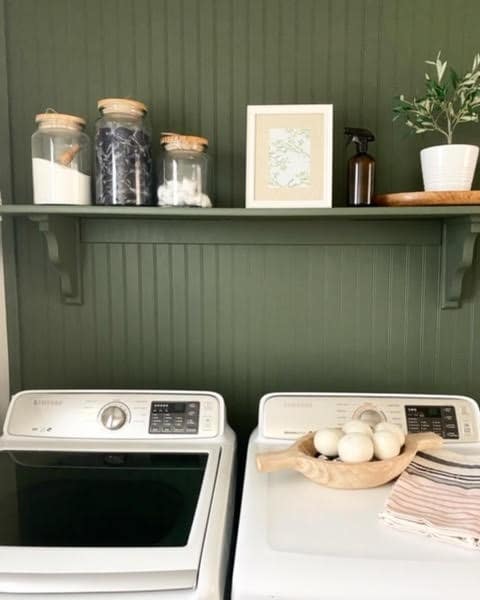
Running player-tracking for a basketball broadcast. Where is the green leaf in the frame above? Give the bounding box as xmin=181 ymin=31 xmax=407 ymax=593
xmin=394 ymin=51 xmax=480 ymax=141
xmin=450 ymin=67 xmax=459 ymax=89
xmin=436 ymin=57 xmax=447 ymax=82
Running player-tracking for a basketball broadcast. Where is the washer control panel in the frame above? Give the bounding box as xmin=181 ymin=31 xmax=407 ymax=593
xmin=4 ymin=390 xmax=224 ymax=439
xmin=260 ymin=393 xmax=480 ymax=443
xmin=149 ymin=401 xmax=200 ymax=434
xmin=405 ymin=405 xmax=459 ymax=439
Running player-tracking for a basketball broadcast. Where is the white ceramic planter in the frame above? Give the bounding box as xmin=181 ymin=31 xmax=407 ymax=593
xmin=420 ymin=144 xmax=479 ymax=191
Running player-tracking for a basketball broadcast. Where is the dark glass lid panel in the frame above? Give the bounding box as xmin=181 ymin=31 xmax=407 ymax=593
xmin=0 ymin=451 xmax=207 ymax=547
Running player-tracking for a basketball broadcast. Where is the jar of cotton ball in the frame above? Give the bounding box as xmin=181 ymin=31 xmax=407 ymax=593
xmin=157 ymin=133 xmax=212 ymax=208
xmin=95 ymin=98 xmax=153 ymax=205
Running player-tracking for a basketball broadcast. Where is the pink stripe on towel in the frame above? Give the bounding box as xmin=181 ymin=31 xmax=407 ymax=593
xmin=380 ymin=449 xmax=480 ymax=550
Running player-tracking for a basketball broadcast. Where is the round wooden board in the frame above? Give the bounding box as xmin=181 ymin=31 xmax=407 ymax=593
xmin=374 ymin=190 xmax=480 ymax=206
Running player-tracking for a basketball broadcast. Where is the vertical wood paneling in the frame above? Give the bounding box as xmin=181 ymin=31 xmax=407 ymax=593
xmin=0 ymin=0 xmax=22 ymax=398
xmin=231 ymin=1 xmax=248 ymax=206
xmin=5 ymin=0 xmax=480 ymax=204
xmin=295 ymin=0 xmax=313 ymax=101
xmin=90 ymin=244 xmax=111 ymax=386
xmin=139 ymin=244 xmax=157 ymax=388
xmin=109 ymin=244 xmax=127 ymax=386
xmin=0 ymin=0 xmax=12 ymax=204
xmin=201 ymin=245 xmax=219 ymax=388
xmin=263 ymin=1 xmax=280 ymax=105
xmin=155 ymin=245 xmax=173 ymax=385
xmin=3 ymin=1 xmax=480 ymax=438
xmin=12 ymin=220 xmax=480 ymax=435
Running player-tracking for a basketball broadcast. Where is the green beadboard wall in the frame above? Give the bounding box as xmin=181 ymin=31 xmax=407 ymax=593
xmin=1 ymin=0 xmax=480 ymax=438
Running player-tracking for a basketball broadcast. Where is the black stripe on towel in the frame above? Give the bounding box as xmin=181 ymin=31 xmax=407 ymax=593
xmin=417 ymin=451 xmax=480 ymax=470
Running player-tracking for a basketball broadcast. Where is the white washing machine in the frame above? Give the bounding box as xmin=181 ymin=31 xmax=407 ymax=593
xmin=232 ymin=392 xmax=480 ymax=600
xmin=0 ymin=389 xmax=236 ymax=599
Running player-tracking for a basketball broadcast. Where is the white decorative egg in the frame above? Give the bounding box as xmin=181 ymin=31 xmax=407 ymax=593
xmin=342 ymin=419 xmax=373 ymax=437
xmin=313 ymin=428 xmax=343 ymax=457
xmin=373 ymin=430 xmax=401 ymax=460
xmin=374 ymin=422 xmax=405 ymax=446
xmin=337 ymin=433 xmax=374 ymax=463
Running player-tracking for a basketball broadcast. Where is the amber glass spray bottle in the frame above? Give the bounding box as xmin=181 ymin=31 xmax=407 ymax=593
xmin=345 ymin=127 xmax=375 ymax=206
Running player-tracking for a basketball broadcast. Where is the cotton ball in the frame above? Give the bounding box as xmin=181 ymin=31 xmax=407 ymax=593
xmin=200 ymin=194 xmax=212 ymax=208
xmin=342 ymin=419 xmax=373 ymax=437
xmin=313 ymin=428 xmax=343 ymax=458
xmin=374 ymin=422 xmax=405 ymax=446
xmin=373 ymin=431 xmax=401 ymax=460
xmin=338 ymin=433 xmax=374 ymax=463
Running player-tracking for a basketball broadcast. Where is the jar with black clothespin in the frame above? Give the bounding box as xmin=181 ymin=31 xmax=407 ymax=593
xmin=95 ymin=98 xmax=153 ymax=205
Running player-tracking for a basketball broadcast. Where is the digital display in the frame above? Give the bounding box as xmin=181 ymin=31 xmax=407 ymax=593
xmin=152 ymin=402 xmax=186 ymax=414
xmin=423 ymin=406 xmax=441 ymax=418
xmin=406 ymin=406 xmax=442 ymax=419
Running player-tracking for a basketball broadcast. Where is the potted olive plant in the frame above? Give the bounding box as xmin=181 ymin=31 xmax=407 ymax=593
xmin=394 ymin=52 xmax=480 ymax=191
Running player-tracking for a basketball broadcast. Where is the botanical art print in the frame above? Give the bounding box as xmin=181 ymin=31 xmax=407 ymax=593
xmin=268 ymin=128 xmax=311 ymax=188
xmin=246 ymin=104 xmax=332 ymax=207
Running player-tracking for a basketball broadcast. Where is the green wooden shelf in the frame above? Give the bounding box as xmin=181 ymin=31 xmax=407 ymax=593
xmin=1 ymin=204 xmax=480 ymax=219
xmin=1 ymin=204 xmax=479 ymax=309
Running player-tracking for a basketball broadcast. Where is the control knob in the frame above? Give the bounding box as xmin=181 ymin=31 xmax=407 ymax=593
xmin=100 ymin=405 xmax=127 ymax=430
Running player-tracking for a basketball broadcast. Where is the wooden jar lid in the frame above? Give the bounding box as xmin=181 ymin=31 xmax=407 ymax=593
xmin=35 ymin=112 xmax=86 ymax=129
xmin=160 ymin=133 xmax=208 ymax=151
xmin=97 ymin=97 xmax=148 ymax=115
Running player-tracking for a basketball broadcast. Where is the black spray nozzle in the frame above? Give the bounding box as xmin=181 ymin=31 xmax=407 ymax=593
xmin=345 ymin=127 xmax=375 ymax=153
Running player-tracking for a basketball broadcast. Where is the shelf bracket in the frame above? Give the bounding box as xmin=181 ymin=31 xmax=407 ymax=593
xmin=29 ymin=215 xmax=82 ymax=305
xmin=441 ymin=216 xmax=480 ymax=309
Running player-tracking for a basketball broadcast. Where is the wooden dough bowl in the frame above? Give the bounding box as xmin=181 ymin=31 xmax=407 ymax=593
xmin=256 ymin=431 xmax=443 ymax=489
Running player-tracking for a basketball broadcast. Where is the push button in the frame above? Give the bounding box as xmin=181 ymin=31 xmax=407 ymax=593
xmin=444 ymin=422 xmax=457 ymax=430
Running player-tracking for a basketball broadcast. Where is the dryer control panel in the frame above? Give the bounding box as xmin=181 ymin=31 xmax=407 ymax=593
xmin=259 ymin=393 xmax=480 ymax=443
xmin=4 ymin=390 xmax=224 ymax=439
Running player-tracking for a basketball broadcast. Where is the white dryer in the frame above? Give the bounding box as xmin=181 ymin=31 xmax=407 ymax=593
xmin=232 ymin=392 xmax=480 ymax=600
xmin=0 ymin=389 xmax=235 ymax=599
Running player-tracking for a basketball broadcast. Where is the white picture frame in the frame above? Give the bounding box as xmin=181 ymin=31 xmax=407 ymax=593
xmin=245 ymin=104 xmax=333 ymax=208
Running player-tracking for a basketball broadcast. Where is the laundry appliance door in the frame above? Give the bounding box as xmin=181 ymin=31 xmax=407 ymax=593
xmin=0 ymin=447 xmax=220 ymax=593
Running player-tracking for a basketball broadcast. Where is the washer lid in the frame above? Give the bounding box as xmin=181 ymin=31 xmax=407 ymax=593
xmin=0 ymin=446 xmax=220 ymax=594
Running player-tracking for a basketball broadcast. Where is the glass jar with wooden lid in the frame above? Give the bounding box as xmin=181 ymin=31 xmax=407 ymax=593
xmin=157 ymin=133 xmax=212 ymax=207
xmin=31 ymin=111 xmax=91 ymax=205
xmin=95 ymin=98 xmax=153 ymax=205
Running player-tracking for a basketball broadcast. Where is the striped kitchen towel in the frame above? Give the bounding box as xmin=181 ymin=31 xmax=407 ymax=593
xmin=380 ymin=449 xmax=480 ymax=550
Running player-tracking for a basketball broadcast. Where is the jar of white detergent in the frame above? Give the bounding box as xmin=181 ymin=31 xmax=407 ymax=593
xmin=31 ymin=111 xmax=91 ymax=205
